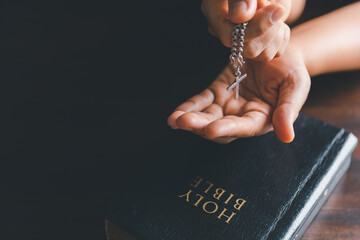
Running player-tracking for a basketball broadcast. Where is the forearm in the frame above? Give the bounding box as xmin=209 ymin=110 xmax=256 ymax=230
xmin=291 ymin=2 xmax=360 ymax=77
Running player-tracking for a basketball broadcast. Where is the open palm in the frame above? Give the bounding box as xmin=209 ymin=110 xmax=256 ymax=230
xmin=168 ymin=46 xmax=311 ymax=143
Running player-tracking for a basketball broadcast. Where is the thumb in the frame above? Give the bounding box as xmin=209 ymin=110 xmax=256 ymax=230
xmin=272 ymin=67 xmax=311 ymax=143
xmin=228 ymin=0 xmax=257 ymax=23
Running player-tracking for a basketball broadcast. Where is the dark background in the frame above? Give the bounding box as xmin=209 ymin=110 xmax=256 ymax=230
xmin=0 ymin=0 xmax=357 ymax=239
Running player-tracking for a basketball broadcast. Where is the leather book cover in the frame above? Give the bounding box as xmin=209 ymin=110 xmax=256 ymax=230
xmin=105 ymin=114 xmax=357 ymax=240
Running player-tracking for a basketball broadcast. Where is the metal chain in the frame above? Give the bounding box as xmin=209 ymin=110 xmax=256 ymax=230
xmin=230 ymin=22 xmax=247 ymax=77
xmin=227 ymin=22 xmax=248 ymax=99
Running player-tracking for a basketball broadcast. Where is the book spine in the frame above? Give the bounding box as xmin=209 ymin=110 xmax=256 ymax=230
xmin=270 ymin=133 xmax=358 ymax=240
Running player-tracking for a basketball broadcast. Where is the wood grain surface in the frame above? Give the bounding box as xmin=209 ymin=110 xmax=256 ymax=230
xmin=302 ymin=71 xmax=360 ymax=240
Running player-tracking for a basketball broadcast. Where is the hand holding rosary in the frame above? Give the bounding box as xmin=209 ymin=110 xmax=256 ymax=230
xmin=227 ymin=22 xmax=248 ymax=99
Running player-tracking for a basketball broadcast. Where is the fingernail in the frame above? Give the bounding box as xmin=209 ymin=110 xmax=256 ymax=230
xmin=271 ymin=7 xmax=284 ymax=23
xmin=229 ymin=1 xmax=248 ymax=19
xmin=283 ymin=136 xmax=294 ymax=143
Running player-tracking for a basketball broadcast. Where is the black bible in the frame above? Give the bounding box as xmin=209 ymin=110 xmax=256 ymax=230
xmin=105 ymin=114 xmax=357 ymax=240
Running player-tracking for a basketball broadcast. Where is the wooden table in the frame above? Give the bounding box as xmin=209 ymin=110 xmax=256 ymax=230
xmin=302 ymin=71 xmax=360 ymax=239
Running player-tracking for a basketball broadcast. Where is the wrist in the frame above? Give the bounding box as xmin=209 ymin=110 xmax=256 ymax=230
xmin=289 ymin=27 xmax=318 ymax=77
xmin=286 ymin=37 xmax=306 ymax=69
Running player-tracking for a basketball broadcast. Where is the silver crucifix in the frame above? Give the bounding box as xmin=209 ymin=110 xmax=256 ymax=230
xmin=227 ymin=73 xmax=247 ymax=99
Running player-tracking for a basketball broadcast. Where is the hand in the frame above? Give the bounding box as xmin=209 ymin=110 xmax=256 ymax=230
xmin=201 ymin=0 xmax=291 ymax=61
xmin=167 ymin=45 xmax=311 ymax=143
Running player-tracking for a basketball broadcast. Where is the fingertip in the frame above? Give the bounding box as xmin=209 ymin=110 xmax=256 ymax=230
xmin=229 ymin=1 xmax=248 ymax=23
xmin=274 ymin=121 xmax=295 ymax=143
xmin=229 ymin=0 xmax=256 ymax=23
xmin=176 ymin=112 xmax=195 ymax=130
xmin=272 ymin=106 xmax=295 ymax=143
xmin=244 ymin=4 xmax=285 ymax=41
xmin=253 ymin=4 xmax=284 ymax=27
xmin=167 ymin=111 xmax=185 ymax=129
xmin=220 ymin=35 xmax=232 ymax=48
xmin=270 ymin=5 xmax=285 ymax=23
xmin=204 ymin=121 xmax=223 ymax=140
xmin=204 ymin=118 xmax=236 ymax=139
xmin=203 ymin=124 xmax=217 ymax=140
xmin=279 ymin=129 xmax=295 ymax=143
xmin=176 ymin=112 xmax=210 ymax=131
xmin=208 ymin=26 xmax=216 ymax=37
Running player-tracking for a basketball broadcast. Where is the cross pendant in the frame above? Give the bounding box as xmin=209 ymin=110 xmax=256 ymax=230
xmin=227 ymin=73 xmax=247 ymax=99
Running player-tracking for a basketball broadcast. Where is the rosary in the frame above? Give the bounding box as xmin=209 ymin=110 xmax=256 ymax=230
xmin=227 ymin=22 xmax=248 ymax=99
